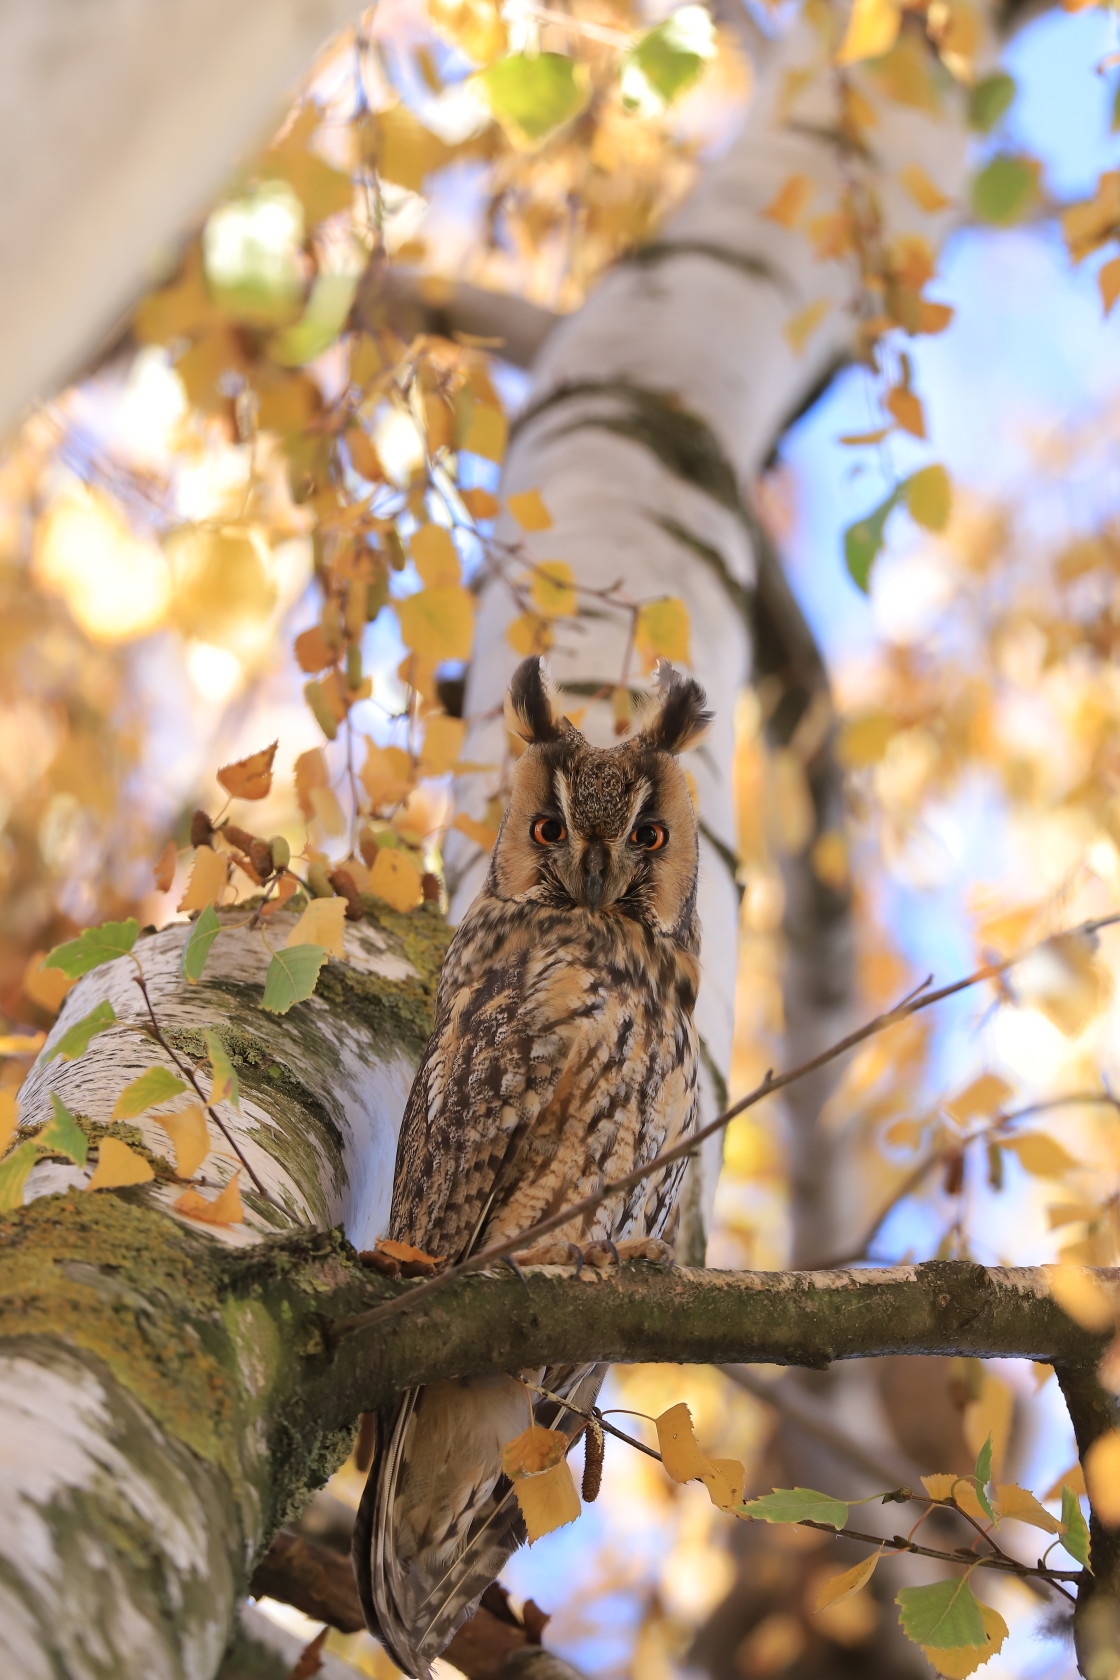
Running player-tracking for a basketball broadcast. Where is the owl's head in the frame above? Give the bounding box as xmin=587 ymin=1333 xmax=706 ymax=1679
xmin=488 ymin=655 xmax=711 ymax=935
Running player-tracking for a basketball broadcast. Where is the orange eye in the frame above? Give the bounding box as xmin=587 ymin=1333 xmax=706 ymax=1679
xmin=631 ymin=822 xmax=667 ymax=851
xmin=531 ymin=816 xmax=567 ymax=845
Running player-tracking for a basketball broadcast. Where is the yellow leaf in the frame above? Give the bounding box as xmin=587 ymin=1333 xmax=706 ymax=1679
xmin=530 ymin=561 xmax=577 ymax=619
xmin=837 ymin=0 xmax=902 ymax=65
xmin=1046 ymin=1461 xmax=1086 ymax=1501
xmin=166 ymin=526 xmax=276 ymax=651
xmin=994 ymin=1483 xmax=1063 ymax=1533
xmin=1085 ymin=1431 xmax=1120 ymax=1525
xmin=286 ymin=896 xmax=346 ymax=959
xmin=702 ymin=1457 xmax=746 ymax=1512
xmin=309 ymin=785 xmax=346 ymax=837
xmin=295 ymin=748 xmax=328 ymax=818
xmin=953 ymin=1480 xmax=990 ymax=1526
xmin=372 ymin=1238 xmax=445 ymax=1269
xmin=1100 ymin=256 xmax=1120 ymax=316
xmin=944 ymin=1074 xmax=1012 ymax=1123
xmin=507 ymin=489 xmax=554 ymax=531
xmin=814 ymin=1550 xmax=880 ymax=1610
xmin=87 ymin=1137 xmax=155 ymax=1190
xmin=0 ymin=1090 xmax=17 ymax=1156
xmin=656 ymin=1403 xmax=710 ymax=1483
xmin=635 ymin=599 xmax=691 ymax=672
xmin=157 ymin=1104 xmax=211 ymax=1179
xmin=22 ymin=952 xmax=74 ymax=1014
xmin=502 ymin=1425 xmax=569 ymax=1478
xmin=295 ymin=624 xmax=335 ymax=673
xmin=362 ymin=742 xmax=414 ymax=811
xmin=900 ymin=163 xmax=951 ymax=212
xmin=784 ymin=300 xmax=830 ymax=355
xmin=177 ymin=846 xmax=228 ymax=913
xmin=369 ymin=847 xmax=423 ymax=913
xmin=838 ymin=711 xmax=895 ymax=767
xmin=217 ymin=741 xmax=278 ymax=801
xmin=963 ymin=1371 xmax=1013 ymax=1478
xmin=453 ymin=812 xmax=499 ymax=850
xmin=838 ymin=427 xmax=892 ymax=447
xmin=923 ymin=1604 xmax=1008 ymax=1678
xmin=886 ymin=386 xmax=926 ymax=438
xmin=420 ymin=715 xmax=466 ymax=775
xmin=763 ymin=174 xmax=813 ymax=228
xmin=370 ymin=103 xmax=453 ymax=193
xmin=396 ymin=585 xmax=475 ymax=662
xmin=512 ymin=1457 xmax=581 ymax=1543
xmin=811 ymin=830 xmax=850 ymax=889
xmin=153 ymin=840 xmax=177 ymax=894
xmin=885 ymin=1118 xmax=927 ymax=1149
xmin=1004 ymin=1133 xmax=1079 ymax=1179
xmin=1046 ymin=1263 xmax=1116 ymax=1330
xmin=507 ymin=612 xmax=552 ymax=656
xmin=1018 ymin=931 xmax=1114 ymax=1035
xmin=461 ymin=487 xmax=500 ymax=519
xmin=175 ymin=1173 xmax=244 ymax=1226
xmin=410 ymin=524 xmax=461 ymax=587
xmin=921 ymin=1474 xmax=959 ymax=1501
xmin=906 ymin=464 xmax=952 ymax=532
xmin=462 ymin=402 xmax=508 ymax=463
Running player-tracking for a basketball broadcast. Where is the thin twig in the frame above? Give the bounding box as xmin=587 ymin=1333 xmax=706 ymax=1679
xmin=330 ymin=911 xmax=1120 ymax=1342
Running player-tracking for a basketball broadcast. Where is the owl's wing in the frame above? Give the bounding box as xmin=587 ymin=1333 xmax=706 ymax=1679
xmin=389 ymin=945 xmax=585 ymax=1261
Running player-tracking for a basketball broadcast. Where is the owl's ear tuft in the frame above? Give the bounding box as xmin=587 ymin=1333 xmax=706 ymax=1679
xmin=508 ymin=656 xmax=569 ymax=744
xmin=640 ymin=662 xmax=712 ymax=754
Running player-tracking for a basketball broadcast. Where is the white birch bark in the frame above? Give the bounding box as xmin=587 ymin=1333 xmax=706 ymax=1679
xmin=0 ymin=0 xmax=365 ymax=437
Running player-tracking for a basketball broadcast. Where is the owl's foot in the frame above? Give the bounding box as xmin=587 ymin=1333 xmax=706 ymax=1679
xmin=511 ymin=1239 xmax=585 ymax=1269
xmin=582 ymin=1236 xmax=675 ymax=1269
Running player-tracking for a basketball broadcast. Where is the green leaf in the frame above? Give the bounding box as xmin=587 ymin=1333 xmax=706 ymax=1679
xmin=968 ymin=73 xmax=1015 ymax=134
xmin=45 ymin=1000 xmax=117 ymax=1062
xmin=897 ymin=1579 xmax=987 ymax=1650
xmin=39 ymin=1092 xmax=88 ymax=1166
xmin=112 ymin=1067 xmax=189 ymax=1122
xmin=1061 ymin=1484 xmax=1091 ymax=1567
xmin=262 ymin=945 xmax=329 ymax=1016
xmin=623 ymin=5 xmax=716 ymax=111
xmin=0 ymin=1141 xmax=38 ymax=1212
xmin=971 ymin=153 xmax=1038 ymax=227
xmin=739 ymin=1487 xmax=849 ymax=1528
xmin=972 ymin=1435 xmax=994 ymax=1520
xmin=479 ymin=54 xmax=590 ymax=147
xmin=45 ymin=919 xmax=139 ymax=979
xmin=904 ymin=464 xmax=952 ymax=533
xmin=844 ymin=490 xmax=900 ymax=593
xmin=204 ymin=1030 xmax=240 ymax=1107
xmin=182 ymin=904 xmax=221 ymax=985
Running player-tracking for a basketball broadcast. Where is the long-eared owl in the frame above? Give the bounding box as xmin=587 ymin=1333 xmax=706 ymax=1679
xmin=353 ymin=655 xmax=711 ymax=1676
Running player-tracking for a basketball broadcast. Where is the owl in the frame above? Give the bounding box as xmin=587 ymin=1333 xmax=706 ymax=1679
xmin=352 ymin=654 xmax=711 ymax=1677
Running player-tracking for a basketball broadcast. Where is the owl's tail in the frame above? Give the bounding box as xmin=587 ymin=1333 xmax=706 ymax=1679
xmin=352 ymin=1367 xmax=600 ymax=1678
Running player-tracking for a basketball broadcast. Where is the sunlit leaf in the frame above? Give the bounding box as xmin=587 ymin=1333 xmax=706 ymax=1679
xmin=461 ymin=487 xmax=500 ymax=519
xmin=622 ymin=6 xmax=715 ymax=111
xmin=45 ymin=919 xmax=139 ymax=979
xmin=900 ymin=163 xmax=951 ymax=212
xmin=837 ymin=0 xmax=902 ymax=66
xmin=182 ymin=904 xmax=222 ymax=985
xmin=740 ymin=1487 xmax=849 ymax=1527
xmin=205 ymin=1030 xmax=240 ymax=1108
xmin=921 ymin=1474 xmax=959 ymax=1501
xmin=897 ymin=1579 xmax=987 ymax=1650
xmin=923 ymin=1604 xmax=1009 ymax=1677
xmin=175 ymin=1174 xmax=244 ymax=1226
xmin=994 ymin=1482 xmax=1063 ymax=1533
xmin=944 ymin=1073 xmax=1011 ymax=1122
xmin=177 ymin=847 xmax=228 ymax=913
xmin=112 ymin=1066 xmax=189 ymax=1121
xmin=1099 ymin=256 xmax=1120 ymax=316
xmin=0 ymin=1091 xmax=16 ymax=1157
xmin=411 ymin=524 xmax=461 ymax=587
xmin=420 ymin=715 xmax=467 ymax=776
xmin=635 ymin=599 xmax=690 ymax=671
xmin=507 ymin=489 xmax=554 ymax=531
xmin=286 ymin=896 xmax=346 ymax=959
xmin=479 ymin=53 xmax=591 ymax=147
xmin=815 ymin=1549 xmax=880 ymax=1610
xmin=512 ymin=1457 xmax=582 ymax=1542
xmin=0 ymin=1142 xmax=38 ymax=1212
xmin=905 ymin=464 xmax=952 ymax=532
xmin=262 ymin=945 xmax=329 ymax=1014
xmin=157 ymin=1104 xmax=211 ymax=1179
xmin=844 ymin=490 xmax=899 ymax=593
xmin=396 ymin=585 xmax=475 ymax=663
xmin=530 ymin=561 xmax=577 ymax=619
xmin=217 ymin=741 xmax=278 ymax=801
xmin=503 ymin=1425 xmax=569 ymax=1478
xmin=369 ymin=847 xmax=424 ymax=913
xmin=1004 ymin=1133 xmax=1079 ymax=1179
xmin=46 ymin=1000 xmax=117 ymax=1062
xmin=886 ymin=385 xmax=926 ymax=438
xmin=87 ymin=1137 xmax=155 ymax=1190
xmin=153 ymin=840 xmax=178 ymax=893
xmin=764 ymin=174 xmax=813 ymax=228
xmin=1061 ymin=1484 xmax=1091 ymax=1565
xmin=40 ymin=1093 xmax=88 ymax=1166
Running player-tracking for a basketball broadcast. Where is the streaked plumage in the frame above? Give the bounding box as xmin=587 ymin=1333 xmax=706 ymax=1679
xmin=353 ymin=655 xmax=711 ymax=1676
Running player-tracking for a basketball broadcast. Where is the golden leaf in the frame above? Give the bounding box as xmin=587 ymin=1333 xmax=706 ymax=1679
xmin=945 ymin=1074 xmax=1011 ymax=1122
xmin=396 ymin=585 xmax=475 ymax=662
xmin=1046 ymin=1263 xmax=1116 ymax=1330
xmin=157 ymin=1104 xmax=211 ymax=1179
xmin=1085 ymin=1431 xmax=1120 ymax=1524
xmin=921 ymin=1474 xmax=959 ymax=1501
xmin=175 ymin=1174 xmax=244 ymax=1226
xmin=461 ymin=487 xmax=500 ymax=519
xmin=963 ymin=1372 xmax=1012 ymax=1478
xmin=923 ymin=1604 xmax=1008 ymax=1678
xmin=634 ymin=599 xmax=691 ymax=672
xmin=507 ymin=613 xmax=553 ymax=656
xmin=837 ymin=0 xmax=902 ymax=66
xmin=784 ymin=300 xmax=830 ymax=355
xmin=420 ymin=715 xmax=467 ymax=775
xmin=994 ymin=1482 xmax=1063 ymax=1533
xmin=702 ymin=1457 xmax=746 ymax=1512
xmin=461 ymin=402 xmax=508 ymax=463
xmin=295 ymin=625 xmax=335 ymax=673
xmin=811 ymin=829 xmax=849 ymax=890
xmin=362 ymin=742 xmax=414 ymax=811
xmin=512 ymin=1457 xmax=581 ymax=1543
xmin=901 ymin=163 xmax=951 ymax=212
xmin=286 ymin=896 xmax=346 ymax=959
xmin=1004 ymin=1133 xmax=1079 ymax=1179
xmin=0 ymin=1090 xmax=17 ymax=1156
xmin=370 ymin=103 xmax=453 ymax=194
xmin=411 ymin=524 xmax=461 ymax=587
xmin=814 ymin=1549 xmax=880 ymax=1610
xmin=529 ymin=561 xmax=577 ymax=619
xmin=886 ymin=386 xmax=926 ymax=438
xmin=763 ymin=174 xmax=813 ymax=228
xmin=217 ymin=741 xmax=278 ymax=801
xmin=507 ymin=489 xmax=554 ymax=531
xmin=153 ymin=840 xmax=177 ymax=894
xmin=656 ymin=1403 xmax=710 ymax=1483
xmin=369 ymin=847 xmax=424 ymax=912
xmin=502 ymin=1424 xmax=569 ymax=1479
xmin=166 ymin=526 xmax=276 ymax=651
xmin=453 ymin=812 xmax=499 ymax=850
xmin=374 ymin=1238 xmax=445 ymax=1269
xmin=295 ymin=748 xmax=328 ymax=818
xmin=22 ymin=952 xmax=74 ymax=1015
xmin=838 ymin=711 xmax=896 ymax=766
xmin=87 ymin=1138 xmax=155 ymax=1190
xmin=1045 ymin=1461 xmax=1086 ymax=1501
xmin=309 ymin=785 xmax=346 ymax=837
xmin=177 ymin=846 xmax=228 ymax=913
xmin=906 ymin=464 xmax=952 ymax=532
xmin=953 ymin=1480 xmax=990 ymax=1525
xmin=1017 ymin=931 xmax=1112 ymax=1035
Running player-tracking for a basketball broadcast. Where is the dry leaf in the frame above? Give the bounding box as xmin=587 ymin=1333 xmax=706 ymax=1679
xmin=217 ymin=741 xmax=278 ymax=801
xmin=157 ymin=1104 xmax=211 ymax=1179
xmin=175 ymin=1173 xmax=244 ymax=1225
xmin=286 ymin=896 xmax=346 ymax=959
xmin=87 ymin=1137 xmax=155 ymax=1190
xmin=153 ymin=839 xmax=177 ymax=893
xmin=503 ymin=1425 xmax=569 ymax=1479
xmin=177 ymin=845 xmax=228 ymax=913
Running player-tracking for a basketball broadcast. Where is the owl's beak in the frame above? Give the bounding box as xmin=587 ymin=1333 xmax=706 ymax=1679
xmin=580 ymin=840 xmax=609 ymax=910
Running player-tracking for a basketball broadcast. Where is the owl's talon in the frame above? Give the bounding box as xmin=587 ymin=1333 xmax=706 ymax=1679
xmin=500 ymin=1254 xmax=528 ymax=1282
xmin=511 ymin=1240 xmax=584 ymax=1270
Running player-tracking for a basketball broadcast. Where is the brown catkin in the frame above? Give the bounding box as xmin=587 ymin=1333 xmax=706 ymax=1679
xmin=581 ymin=1420 xmax=605 ymax=1504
